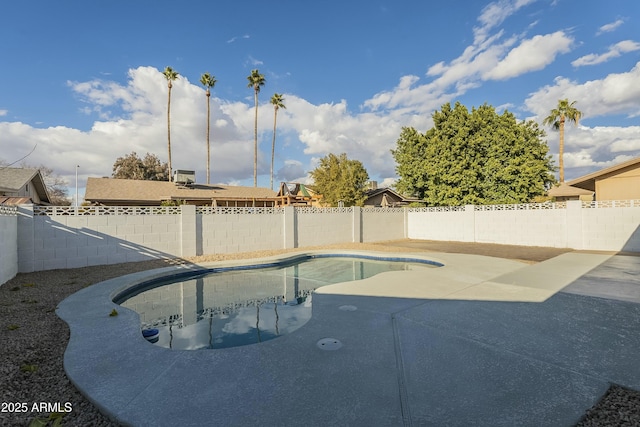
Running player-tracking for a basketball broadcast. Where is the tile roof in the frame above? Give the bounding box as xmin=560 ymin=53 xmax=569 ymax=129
xmin=0 ymin=167 xmax=39 ymax=191
xmin=0 ymin=167 xmax=50 ymax=203
xmin=85 ymin=178 xmax=277 ymax=203
xmin=567 ymin=156 xmax=640 ymax=191
xmin=547 ymin=183 xmax=594 ymax=197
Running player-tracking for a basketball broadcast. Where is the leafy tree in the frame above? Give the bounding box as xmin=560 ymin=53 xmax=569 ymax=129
xmin=200 ymin=72 xmax=217 ymax=184
xmin=392 ymin=102 xmax=555 ymax=206
xmin=543 ymin=99 xmax=582 ymax=183
xmin=310 ymin=153 xmax=369 ymax=207
xmin=247 ymin=69 xmax=266 ymax=187
xmin=112 ymin=152 xmax=169 ymax=181
xmin=270 ymin=93 xmax=286 ymax=190
xmin=162 ymin=66 xmax=179 ymax=181
xmin=39 ymin=165 xmax=71 ymax=205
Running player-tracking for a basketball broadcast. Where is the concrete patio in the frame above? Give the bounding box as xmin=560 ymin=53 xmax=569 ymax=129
xmin=56 ymin=250 xmax=640 ymax=426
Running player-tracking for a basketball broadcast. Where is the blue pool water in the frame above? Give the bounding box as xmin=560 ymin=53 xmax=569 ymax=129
xmin=117 ymin=255 xmax=439 ymax=350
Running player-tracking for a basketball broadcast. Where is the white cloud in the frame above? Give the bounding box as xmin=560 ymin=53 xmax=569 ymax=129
xmin=0 ymin=109 xmax=7 ymax=116
xmin=571 ymin=40 xmax=640 ymax=67
xmin=0 ymin=66 xmax=411 ymax=191
xmin=364 ymin=1 xmax=561 ymax=114
xmin=597 ymin=19 xmax=624 ymax=35
xmin=525 ymin=61 xmax=640 ymax=120
xmin=485 ymin=32 xmax=573 ymax=80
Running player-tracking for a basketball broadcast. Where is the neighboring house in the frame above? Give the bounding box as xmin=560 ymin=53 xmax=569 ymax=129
xmin=549 ymin=156 xmax=640 ymax=201
xmin=84 ymin=178 xmax=277 ymax=207
xmin=0 ymin=167 xmax=51 ymax=205
xmin=275 ymin=182 xmax=323 ymax=207
xmin=363 ymin=187 xmax=418 ymax=207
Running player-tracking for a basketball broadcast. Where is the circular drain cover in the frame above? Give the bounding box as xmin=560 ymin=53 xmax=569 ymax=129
xmin=317 ymin=338 xmax=343 ymax=350
xmin=339 ymin=305 xmax=357 ymax=311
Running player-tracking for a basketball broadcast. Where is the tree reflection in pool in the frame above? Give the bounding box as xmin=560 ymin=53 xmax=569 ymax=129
xmin=119 ymin=256 xmax=435 ymax=350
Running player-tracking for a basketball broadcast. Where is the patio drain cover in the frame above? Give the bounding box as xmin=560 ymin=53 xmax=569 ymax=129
xmin=339 ymin=305 xmax=357 ymax=311
xmin=317 ymin=338 xmax=343 ymax=350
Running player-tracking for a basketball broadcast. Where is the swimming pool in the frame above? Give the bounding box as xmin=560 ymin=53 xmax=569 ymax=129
xmin=116 ymin=254 xmax=440 ymax=350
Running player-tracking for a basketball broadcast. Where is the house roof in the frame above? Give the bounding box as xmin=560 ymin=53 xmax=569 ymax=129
xmin=85 ymin=177 xmax=277 ymax=204
xmin=0 ymin=167 xmax=51 ymax=203
xmin=547 ymin=183 xmax=594 ymax=198
xmin=566 ymin=156 xmax=640 ymax=191
xmin=364 ymin=187 xmax=420 ymax=202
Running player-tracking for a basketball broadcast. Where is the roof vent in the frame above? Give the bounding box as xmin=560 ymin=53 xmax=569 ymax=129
xmin=174 ymin=170 xmax=195 ymax=186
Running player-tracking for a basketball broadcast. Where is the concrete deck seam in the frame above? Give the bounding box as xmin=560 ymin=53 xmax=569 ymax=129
xmin=396 ymin=315 xmax=614 ymax=385
xmin=116 ymin=353 xmax=185 ymax=421
xmin=391 ymin=312 xmax=412 ymax=427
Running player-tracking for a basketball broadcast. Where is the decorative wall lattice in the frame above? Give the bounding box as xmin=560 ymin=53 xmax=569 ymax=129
xmin=582 ymin=200 xmax=640 ymax=208
xmin=408 ymin=206 xmax=466 ymax=212
xmin=0 ymin=205 xmax=17 ymax=216
xmin=474 ymin=202 xmax=566 ymax=211
xmin=295 ymin=207 xmax=353 ymax=214
xmin=196 ymin=207 xmax=285 ymax=215
xmin=33 ymin=206 xmax=181 ymax=216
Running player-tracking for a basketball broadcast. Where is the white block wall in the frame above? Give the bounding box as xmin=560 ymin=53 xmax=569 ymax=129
xmin=0 ymin=209 xmax=18 ymax=286
xmin=13 ymin=202 xmax=640 ymax=273
xmin=408 ymin=208 xmax=474 ymax=242
xmin=408 ymin=201 xmax=640 ymax=251
xmin=362 ymin=209 xmax=406 ymax=242
xmin=474 ymin=209 xmax=567 ymax=247
xmin=295 ymin=209 xmax=353 ymax=247
xmin=581 ymin=207 xmax=640 ymax=252
xmin=198 ymin=212 xmax=284 ymax=254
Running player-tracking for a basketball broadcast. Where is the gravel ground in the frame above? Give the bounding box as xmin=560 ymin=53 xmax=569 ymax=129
xmin=1 ymin=240 xmax=638 ymax=426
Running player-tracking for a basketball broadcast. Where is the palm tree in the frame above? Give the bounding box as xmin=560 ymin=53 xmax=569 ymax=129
xmin=163 ymin=66 xmax=179 ymax=182
xmin=269 ymin=93 xmax=286 ymax=190
xmin=543 ymin=99 xmax=582 ymax=183
xmin=200 ymin=72 xmax=217 ymax=184
xmin=247 ymin=69 xmax=266 ymax=187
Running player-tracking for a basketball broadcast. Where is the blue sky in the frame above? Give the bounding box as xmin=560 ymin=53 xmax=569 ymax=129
xmin=1 ymin=0 xmax=639 ymax=202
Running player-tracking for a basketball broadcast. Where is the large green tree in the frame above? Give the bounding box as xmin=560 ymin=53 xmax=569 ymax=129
xmin=200 ymin=72 xmax=217 ymax=184
xmin=310 ymin=153 xmax=369 ymax=207
xmin=247 ymin=69 xmax=266 ymax=187
xmin=269 ymin=93 xmax=286 ymax=190
xmin=543 ymin=99 xmax=582 ymax=183
xmin=392 ymin=102 xmax=555 ymax=206
xmin=112 ymin=152 xmax=169 ymax=181
xmin=162 ymin=66 xmax=179 ymax=181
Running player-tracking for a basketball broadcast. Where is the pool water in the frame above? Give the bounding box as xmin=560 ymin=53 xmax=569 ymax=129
xmin=119 ymin=256 xmax=436 ymax=350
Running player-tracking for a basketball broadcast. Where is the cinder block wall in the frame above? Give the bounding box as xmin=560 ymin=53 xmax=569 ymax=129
xmin=0 ymin=207 xmax=18 ymax=286
xmin=198 ymin=211 xmax=284 ymax=254
xmin=12 ymin=202 xmax=640 ymax=274
xmin=408 ymin=201 xmax=640 ymax=251
xmin=362 ymin=208 xmax=406 ymax=242
xmin=295 ymin=208 xmax=354 ymax=247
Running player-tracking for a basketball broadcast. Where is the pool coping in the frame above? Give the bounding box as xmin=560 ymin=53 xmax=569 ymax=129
xmin=56 ymin=250 xmax=640 ymax=426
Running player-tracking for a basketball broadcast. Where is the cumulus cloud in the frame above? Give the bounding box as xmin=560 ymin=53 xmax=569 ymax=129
xmin=597 ymin=19 xmax=624 ymax=35
xmin=572 ymin=40 xmax=640 ymax=67
xmin=0 ymin=110 xmax=7 ymax=116
xmin=525 ymin=61 xmax=640 ymax=119
xmin=364 ymin=0 xmax=562 ymax=114
xmin=0 ymin=66 xmax=409 ymax=192
xmin=485 ymin=32 xmax=573 ymax=80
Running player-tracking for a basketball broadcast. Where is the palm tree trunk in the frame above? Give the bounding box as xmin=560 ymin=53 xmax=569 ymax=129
xmin=254 ymin=90 xmax=258 ymax=187
xmin=206 ymin=91 xmax=211 ymax=184
xmin=167 ymin=83 xmax=173 ymax=182
xmin=559 ymin=116 xmax=565 ymax=183
xmin=271 ymin=108 xmax=278 ymax=190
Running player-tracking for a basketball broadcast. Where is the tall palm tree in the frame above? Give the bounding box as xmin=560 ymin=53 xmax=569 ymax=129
xmin=247 ymin=69 xmax=266 ymax=187
xmin=543 ymin=99 xmax=582 ymax=183
xmin=200 ymin=72 xmax=217 ymax=184
xmin=163 ymin=66 xmax=179 ymax=182
xmin=269 ymin=93 xmax=286 ymax=190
